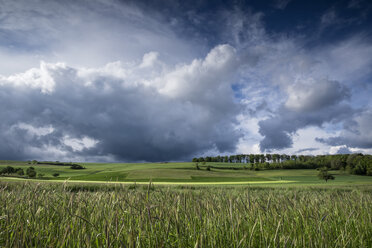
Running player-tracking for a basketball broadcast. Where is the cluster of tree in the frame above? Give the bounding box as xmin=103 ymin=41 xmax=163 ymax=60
xmin=192 ymin=153 xmax=372 ymax=176
xmin=70 ymin=164 xmax=85 ymax=170
xmin=0 ymin=166 xmax=24 ymax=175
xmin=30 ymin=160 xmax=80 ymax=167
xmin=27 ymin=160 xmax=85 ymax=170
xmin=0 ymin=166 xmax=63 ymax=178
xmin=0 ymin=166 xmax=38 ymax=178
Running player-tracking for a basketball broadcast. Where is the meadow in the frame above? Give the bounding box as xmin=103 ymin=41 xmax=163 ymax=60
xmin=1 ymin=160 xmax=372 ymax=247
xmin=1 ymin=160 xmax=372 ymax=186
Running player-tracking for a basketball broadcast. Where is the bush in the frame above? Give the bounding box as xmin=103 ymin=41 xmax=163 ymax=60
xmin=26 ymin=167 xmax=37 ymax=178
xmin=53 ymin=173 xmax=60 ymax=177
xmin=70 ymin=164 xmax=85 ymax=170
xmin=27 ymin=170 xmax=37 ymax=178
xmin=318 ymin=167 xmax=335 ymax=182
xmin=16 ymin=168 xmax=24 ymax=175
xmin=0 ymin=166 xmax=16 ymax=174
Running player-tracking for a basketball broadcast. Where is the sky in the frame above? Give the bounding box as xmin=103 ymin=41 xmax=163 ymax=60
xmin=0 ymin=0 xmax=372 ymax=162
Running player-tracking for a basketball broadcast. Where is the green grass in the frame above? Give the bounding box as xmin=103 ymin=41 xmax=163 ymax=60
xmin=1 ymin=160 xmax=371 ymax=247
xmin=0 ymin=182 xmax=371 ymax=247
xmin=1 ymin=160 xmax=372 ymax=186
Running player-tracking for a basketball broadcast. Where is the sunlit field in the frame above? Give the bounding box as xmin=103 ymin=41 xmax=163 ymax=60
xmin=1 ymin=160 xmax=372 ymax=186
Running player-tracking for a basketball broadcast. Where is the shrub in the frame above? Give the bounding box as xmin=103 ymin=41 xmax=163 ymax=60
xmin=318 ymin=167 xmax=335 ymax=182
xmin=26 ymin=167 xmax=37 ymax=178
xmin=0 ymin=166 xmax=16 ymax=174
xmin=16 ymin=168 xmax=24 ymax=175
xmin=70 ymin=164 xmax=85 ymax=170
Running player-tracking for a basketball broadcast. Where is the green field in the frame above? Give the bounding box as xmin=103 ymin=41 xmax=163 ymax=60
xmin=1 ymin=160 xmax=372 ymax=247
xmin=1 ymin=181 xmax=371 ymax=247
xmin=1 ymin=160 xmax=372 ymax=186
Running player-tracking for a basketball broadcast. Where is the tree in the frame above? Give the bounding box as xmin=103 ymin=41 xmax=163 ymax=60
xmin=70 ymin=164 xmax=85 ymax=170
xmin=249 ymin=154 xmax=255 ymax=164
xmin=291 ymin=155 xmax=297 ymax=162
xmin=266 ymin=154 xmax=272 ymax=163
xmin=53 ymin=173 xmax=60 ymax=177
xmin=260 ymin=154 xmax=266 ymax=164
xmin=224 ymin=156 xmax=229 ymax=163
xmin=26 ymin=167 xmax=37 ymax=178
xmin=254 ymin=154 xmax=261 ymax=164
xmin=0 ymin=166 xmax=15 ymax=174
xmin=318 ymin=168 xmax=335 ymax=182
xmin=16 ymin=168 xmax=24 ymax=176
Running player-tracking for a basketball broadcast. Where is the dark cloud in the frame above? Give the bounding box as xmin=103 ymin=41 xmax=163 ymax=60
xmin=336 ymin=146 xmax=352 ymax=154
xmin=259 ymin=79 xmax=353 ymax=151
xmin=285 ymin=79 xmax=350 ymax=112
xmin=1 ymin=0 xmax=372 ymax=159
xmin=0 ymin=45 xmax=242 ymax=162
xmin=316 ymin=111 xmax=372 ymax=149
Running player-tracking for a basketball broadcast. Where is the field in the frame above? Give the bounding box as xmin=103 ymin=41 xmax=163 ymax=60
xmin=1 ymin=161 xmax=372 ymax=247
xmin=1 ymin=160 xmax=372 ymax=186
xmin=0 ymin=182 xmax=371 ymax=247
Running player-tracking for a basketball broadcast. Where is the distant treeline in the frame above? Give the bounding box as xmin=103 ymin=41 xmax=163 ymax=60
xmin=28 ymin=160 xmax=85 ymax=169
xmin=31 ymin=161 xmax=77 ymax=166
xmin=192 ymin=154 xmax=372 ymax=176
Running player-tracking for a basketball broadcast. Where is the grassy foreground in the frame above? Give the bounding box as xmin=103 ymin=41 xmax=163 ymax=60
xmin=1 ymin=182 xmax=371 ymax=247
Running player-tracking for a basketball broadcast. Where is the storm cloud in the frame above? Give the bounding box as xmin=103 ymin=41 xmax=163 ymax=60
xmin=1 ymin=0 xmax=372 ymax=160
xmin=258 ymin=78 xmax=353 ymax=151
xmin=0 ymin=45 xmax=241 ymax=161
xmin=316 ymin=111 xmax=372 ymax=149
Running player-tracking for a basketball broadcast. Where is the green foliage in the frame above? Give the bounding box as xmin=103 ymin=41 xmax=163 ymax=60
xmin=1 ymin=160 xmax=372 ymax=185
xmin=0 ymin=166 xmax=16 ymax=174
xmin=16 ymin=168 xmax=24 ymax=175
xmin=52 ymin=173 xmax=60 ymax=177
xmin=70 ymin=164 xmax=85 ymax=170
xmin=193 ymin=153 xmax=372 ymax=176
xmin=317 ymin=168 xmax=335 ymax=182
xmin=26 ymin=167 xmax=37 ymax=178
xmin=0 ymin=166 xmax=24 ymax=176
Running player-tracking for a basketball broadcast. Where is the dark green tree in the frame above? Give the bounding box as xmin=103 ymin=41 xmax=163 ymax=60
xmin=318 ymin=168 xmax=335 ymax=182
xmin=26 ymin=167 xmax=37 ymax=178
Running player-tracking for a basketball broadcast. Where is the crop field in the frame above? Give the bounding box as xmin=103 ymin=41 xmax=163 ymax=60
xmin=1 ymin=160 xmax=372 ymax=186
xmin=1 ymin=161 xmax=372 ymax=247
xmin=0 ymin=182 xmax=371 ymax=247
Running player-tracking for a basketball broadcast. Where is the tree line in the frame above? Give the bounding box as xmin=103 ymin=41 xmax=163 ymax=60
xmin=192 ymin=153 xmax=372 ymax=176
xmin=0 ymin=166 xmax=38 ymax=178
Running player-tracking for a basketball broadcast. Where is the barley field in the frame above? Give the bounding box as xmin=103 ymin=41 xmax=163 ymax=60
xmin=0 ymin=182 xmax=371 ymax=247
